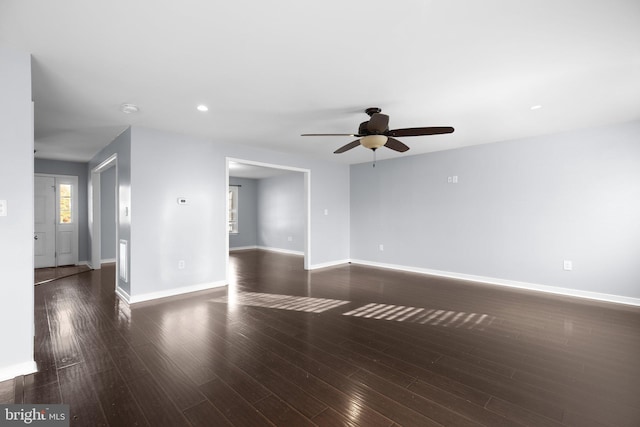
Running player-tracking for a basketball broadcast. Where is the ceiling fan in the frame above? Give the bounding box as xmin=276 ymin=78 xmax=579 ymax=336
xmin=301 ymin=107 xmax=454 ymax=154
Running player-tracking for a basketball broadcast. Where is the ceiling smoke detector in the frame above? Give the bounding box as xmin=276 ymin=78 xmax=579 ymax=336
xmin=120 ymin=103 xmax=139 ymax=114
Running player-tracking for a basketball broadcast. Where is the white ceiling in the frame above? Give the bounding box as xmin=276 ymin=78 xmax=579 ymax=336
xmin=2 ymin=1 xmax=639 ymax=165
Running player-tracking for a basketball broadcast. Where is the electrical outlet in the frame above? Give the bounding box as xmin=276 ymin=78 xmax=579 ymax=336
xmin=379 ymin=244 xmax=384 ymax=251
xmin=563 ymin=260 xmax=572 ymax=271
xmin=178 ymin=260 xmax=186 ymax=270
xmin=452 ymin=175 xmax=458 ymax=183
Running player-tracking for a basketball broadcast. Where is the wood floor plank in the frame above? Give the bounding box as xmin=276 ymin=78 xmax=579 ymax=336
xmin=312 ymin=407 xmax=376 ymax=427
xmin=182 ymin=400 xmax=233 ymax=427
xmin=13 ymin=376 xmax=23 ymax=404
xmin=198 ymin=377 xmax=274 ymax=426
xmin=57 ymin=363 xmax=109 ymax=426
xmin=253 ymin=394 xmax=316 ymax=426
xmin=349 ymin=369 xmax=483 ymax=427
xmin=208 ymin=359 xmax=271 ymax=404
xmin=0 ymin=379 xmax=14 ymax=404
xmin=212 ymin=332 xmax=328 ymax=419
xmin=132 ymin=343 xmax=206 ymax=411
xmin=90 ymin=367 xmax=149 ymax=426
xmin=486 ymin=396 xmax=566 ymax=427
xmin=23 ymin=382 xmax=62 ymax=404
xmin=252 ymin=336 xmax=395 ymax=427
xmin=127 ymin=373 xmax=190 ymax=427
xmin=407 ymin=379 xmax=520 ymax=427
xmin=432 ymin=354 xmax=565 ymax=421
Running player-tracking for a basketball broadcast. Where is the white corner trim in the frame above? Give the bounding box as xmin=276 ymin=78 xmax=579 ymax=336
xmin=0 ymin=360 xmax=37 ymax=382
xmin=129 ymin=280 xmax=227 ymax=304
xmin=115 ymin=286 xmax=131 ymax=304
xmin=257 ymin=246 xmax=304 ymax=256
xmin=308 ymin=259 xmax=351 ymax=270
xmin=349 ymin=259 xmax=640 ymax=307
xmin=229 ymin=245 xmax=259 ymax=252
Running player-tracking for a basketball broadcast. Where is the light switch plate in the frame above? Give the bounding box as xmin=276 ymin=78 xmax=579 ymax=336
xmin=0 ymin=200 xmax=7 ymax=216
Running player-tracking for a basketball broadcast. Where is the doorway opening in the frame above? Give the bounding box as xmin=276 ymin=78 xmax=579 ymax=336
xmin=89 ymin=154 xmax=120 ymax=295
xmin=225 ymin=158 xmax=311 ymax=282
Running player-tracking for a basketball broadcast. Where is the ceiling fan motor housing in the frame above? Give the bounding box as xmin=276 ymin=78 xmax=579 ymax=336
xmin=359 ymin=121 xmax=388 ymax=135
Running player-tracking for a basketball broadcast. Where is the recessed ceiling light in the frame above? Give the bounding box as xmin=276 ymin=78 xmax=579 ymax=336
xmin=197 ymin=105 xmax=209 ymax=112
xmin=120 ymin=103 xmax=139 ymax=114
xmin=530 ymin=105 xmax=543 ymax=110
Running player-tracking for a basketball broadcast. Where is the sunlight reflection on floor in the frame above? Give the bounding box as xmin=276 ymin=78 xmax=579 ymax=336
xmin=210 ymin=291 xmax=496 ymax=330
xmin=210 ymin=291 xmax=350 ymax=313
xmin=342 ymin=303 xmax=496 ymax=330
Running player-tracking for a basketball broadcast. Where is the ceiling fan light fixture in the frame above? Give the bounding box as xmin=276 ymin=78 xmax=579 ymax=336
xmin=361 ymin=135 xmax=388 ymax=150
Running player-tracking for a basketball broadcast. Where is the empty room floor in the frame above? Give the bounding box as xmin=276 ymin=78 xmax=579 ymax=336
xmin=2 ymin=249 xmax=639 ymax=426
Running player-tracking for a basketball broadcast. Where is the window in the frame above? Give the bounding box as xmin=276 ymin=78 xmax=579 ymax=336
xmin=228 ymin=186 xmax=239 ymax=233
xmin=59 ymin=183 xmax=72 ymax=224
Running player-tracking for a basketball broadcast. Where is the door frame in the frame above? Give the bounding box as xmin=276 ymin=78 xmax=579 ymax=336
xmin=225 ymin=157 xmax=311 ymax=282
xmin=34 ymin=173 xmax=79 ymax=267
xmin=89 ymin=154 xmax=118 ymax=275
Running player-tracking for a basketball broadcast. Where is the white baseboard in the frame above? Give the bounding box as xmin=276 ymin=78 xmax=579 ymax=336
xmin=350 ymin=259 xmax=640 ymax=307
xmin=257 ymin=246 xmax=304 ymax=256
xmin=0 ymin=360 xmax=37 ymax=382
xmin=115 ymin=286 xmax=131 ymax=304
xmin=229 ymin=245 xmax=258 ymax=252
xmin=101 ymin=258 xmax=116 ymax=264
xmin=129 ymin=280 xmax=227 ymax=304
xmin=309 ymin=259 xmax=351 ymax=270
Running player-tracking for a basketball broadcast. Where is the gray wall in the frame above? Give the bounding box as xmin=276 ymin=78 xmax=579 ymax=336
xmin=122 ymin=125 xmax=349 ymax=300
xmin=100 ymin=166 xmax=116 ymax=260
xmin=229 ymin=177 xmax=258 ymax=249
xmin=0 ymin=48 xmax=35 ymax=380
xmin=257 ymin=172 xmax=305 ymax=252
xmin=350 ymin=120 xmax=640 ymax=299
xmin=34 ymin=159 xmax=89 ymax=263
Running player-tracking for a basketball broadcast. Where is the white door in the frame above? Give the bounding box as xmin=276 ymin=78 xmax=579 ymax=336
xmin=34 ymin=176 xmax=56 ymax=268
xmin=55 ymin=177 xmax=78 ymax=266
xmin=34 ymin=174 xmax=79 ymax=268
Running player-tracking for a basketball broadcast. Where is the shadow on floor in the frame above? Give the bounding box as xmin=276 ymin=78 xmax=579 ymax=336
xmin=35 ymin=265 xmax=92 ymax=285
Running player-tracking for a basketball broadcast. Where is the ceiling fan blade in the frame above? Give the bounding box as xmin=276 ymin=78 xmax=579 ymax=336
xmin=387 ymin=126 xmax=454 ymax=137
xmin=301 ymin=133 xmax=357 ymax=137
xmin=384 ymin=137 xmax=410 ymax=152
xmin=334 ymin=139 xmax=361 ymax=154
xmin=367 ymin=113 xmax=389 ymax=134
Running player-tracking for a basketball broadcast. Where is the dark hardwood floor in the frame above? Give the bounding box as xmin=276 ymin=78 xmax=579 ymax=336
xmin=3 ymin=250 xmax=640 ymax=426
